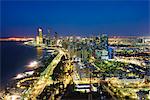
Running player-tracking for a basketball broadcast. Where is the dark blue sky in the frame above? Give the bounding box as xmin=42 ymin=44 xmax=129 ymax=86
xmin=1 ymin=0 xmax=150 ymax=37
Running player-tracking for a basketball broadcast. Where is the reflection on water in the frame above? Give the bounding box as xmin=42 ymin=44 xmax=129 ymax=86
xmin=36 ymin=47 xmax=43 ymax=59
xmin=1 ymin=42 xmax=38 ymax=88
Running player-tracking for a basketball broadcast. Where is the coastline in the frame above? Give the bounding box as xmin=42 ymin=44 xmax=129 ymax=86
xmin=0 ymin=41 xmax=40 ymax=90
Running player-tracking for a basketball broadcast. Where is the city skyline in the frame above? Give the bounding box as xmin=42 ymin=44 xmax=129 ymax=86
xmin=1 ymin=1 xmax=150 ymax=99
xmin=1 ymin=0 xmax=150 ymax=37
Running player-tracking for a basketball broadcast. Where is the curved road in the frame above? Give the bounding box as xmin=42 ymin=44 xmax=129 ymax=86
xmin=22 ymin=47 xmax=66 ymax=100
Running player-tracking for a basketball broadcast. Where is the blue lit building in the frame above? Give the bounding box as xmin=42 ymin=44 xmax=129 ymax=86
xmin=108 ymin=47 xmax=113 ymax=59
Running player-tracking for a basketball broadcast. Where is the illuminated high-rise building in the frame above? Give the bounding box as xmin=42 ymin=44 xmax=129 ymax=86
xmin=36 ymin=36 xmax=40 ymax=45
xmin=38 ymin=28 xmax=43 ymax=44
xmin=36 ymin=27 xmax=43 ymax=45
xmin=46 ymin=29 xmax=51 ymax=45
xmin=100 ymin=34 xmax=108 ymax=50
xmin=54 ymin=32 xmax=58 ymax=45
xmin=95 ymin=34 xmax=109 ymax=60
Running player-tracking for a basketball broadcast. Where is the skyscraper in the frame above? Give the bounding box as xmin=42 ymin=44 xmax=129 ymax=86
xmin=54 ymin=32 xmax=58 ymax=45
xmin=36 ymin=36 xmax=40 ymax=45
xmin=95 ymin=34 xmax=109 ymax=60
xmin=38 ymin=28 xmax=43 ymax=44
xmin=100 ymin=34 xmax=108 ymax=50
xmin=36 ymin=27 xmax=43 ymax=45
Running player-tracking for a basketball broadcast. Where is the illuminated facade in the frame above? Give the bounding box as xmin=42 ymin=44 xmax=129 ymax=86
xmin=38 ymin=28 xmax=43 ymax=44
xmin=94 ymin=34 xmax=109 ymax=59
xmin=100 ymin=34 xmax=108 ymax=50
xmin=54 ymin=32 xmax=58 ymax=45
xmin=36 ymin=36 xmax=40 ymax=45
xmin=36 ymin=27 xmax=43 ymax=45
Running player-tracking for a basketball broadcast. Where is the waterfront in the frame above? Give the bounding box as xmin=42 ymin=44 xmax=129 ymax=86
xmin=1 ymin=36 xmax=150 ymax=99
xmin=1 ymin=41 xmax=44 ymax=89
xmin=1 ymin=0 xmax=150 ymax=99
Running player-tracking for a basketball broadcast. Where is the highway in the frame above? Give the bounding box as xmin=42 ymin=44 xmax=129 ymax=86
xmin=22 ymin=47 xmax=66 ymax=100
xmin=102 ymin=85 xmax=117 ymax=100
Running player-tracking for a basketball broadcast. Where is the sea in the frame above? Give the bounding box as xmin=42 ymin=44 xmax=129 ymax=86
xmin=0 ymin=41 xmax=44 ymax=90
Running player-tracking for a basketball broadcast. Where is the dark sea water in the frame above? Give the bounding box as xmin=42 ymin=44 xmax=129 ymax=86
xmin=0 ymin=41 xmax=43 ymax=89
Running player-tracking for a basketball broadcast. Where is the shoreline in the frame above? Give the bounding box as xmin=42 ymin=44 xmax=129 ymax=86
xmin=0 ymin=42 xmax=42 ymax=91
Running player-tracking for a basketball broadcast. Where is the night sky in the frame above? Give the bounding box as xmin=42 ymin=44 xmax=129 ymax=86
xmin=1 ymin=0 xmax=150 ymax=37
